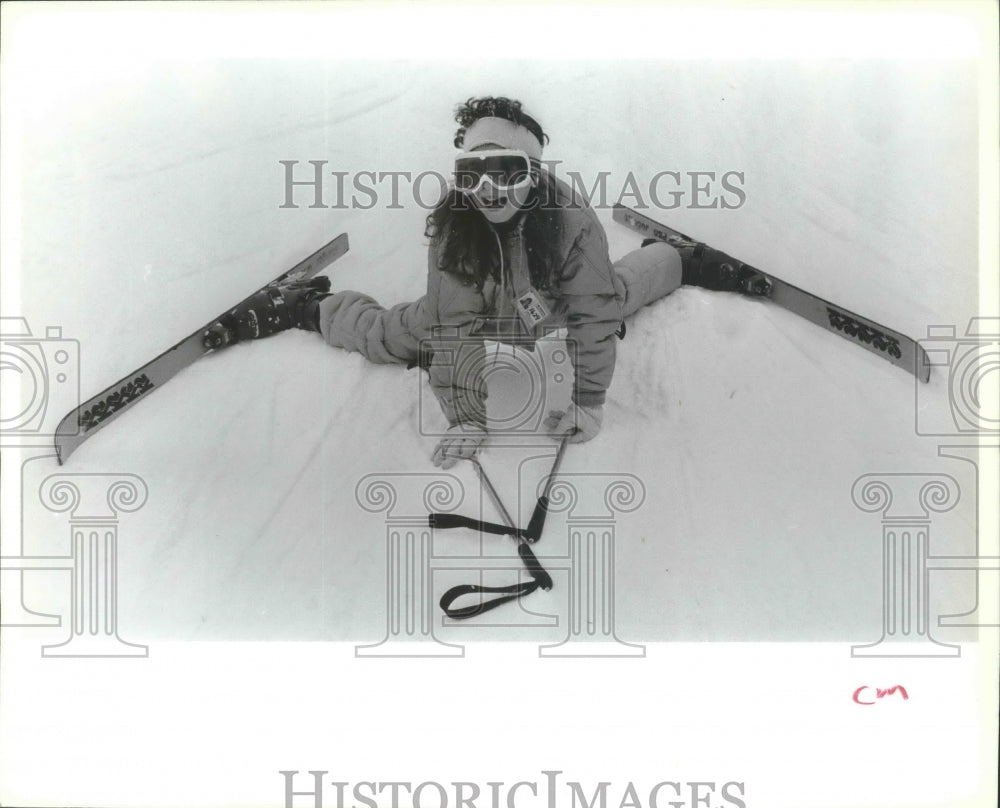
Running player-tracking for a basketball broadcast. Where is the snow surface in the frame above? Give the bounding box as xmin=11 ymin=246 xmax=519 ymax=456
xmin=4 ymin=57 xmax=986 ymax=644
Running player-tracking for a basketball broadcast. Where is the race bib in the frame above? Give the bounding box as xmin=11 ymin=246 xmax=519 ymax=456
xmin=515 ymin=288 xmax=552 ymax=330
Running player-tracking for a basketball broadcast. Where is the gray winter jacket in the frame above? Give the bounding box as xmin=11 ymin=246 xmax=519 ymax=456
xmin=316 ymin=179 xmax=628 ymax=427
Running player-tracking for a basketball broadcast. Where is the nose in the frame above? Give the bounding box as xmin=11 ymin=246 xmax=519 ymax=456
xmin=476 ymin=181 xmax=502 ymax=201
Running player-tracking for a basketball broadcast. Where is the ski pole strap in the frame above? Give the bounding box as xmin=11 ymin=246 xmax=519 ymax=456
xmin=428 ymin=513 xmax=515 ymax=537
xmin=435 ymin=440 xmax=566 ymax=619
xmin=439 ymin=543 xmax=552 ymax=621
xmin=518 ymin=541 xmax=553 ymax=590
xmin=439 ymin=580 xmax=541 ymax=620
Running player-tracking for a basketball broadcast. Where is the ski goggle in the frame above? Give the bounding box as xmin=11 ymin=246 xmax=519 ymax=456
xmin=454 ymin=149 xmax=534 ymax=194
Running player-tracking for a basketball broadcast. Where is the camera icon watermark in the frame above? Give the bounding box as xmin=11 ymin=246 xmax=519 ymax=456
xmin=416 ymin=320 xmax=576 ymax=440
xmin=0 ymin=316 xmax=80 ymax=445
xmin=915 ymin=317 xmax=999 ymax=437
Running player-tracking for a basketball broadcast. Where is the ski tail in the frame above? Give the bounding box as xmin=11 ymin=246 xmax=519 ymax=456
xmin=612 ymin=204 xmax=930 ymax=383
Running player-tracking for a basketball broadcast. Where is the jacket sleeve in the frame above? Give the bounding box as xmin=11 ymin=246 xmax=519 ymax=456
xmin=424 ymin=245 xmax=489 ymax=429
xmin=316 ymin=290 xmax=429 ymax=365
xmin=556 ymin=218 xmax=625 ymax=408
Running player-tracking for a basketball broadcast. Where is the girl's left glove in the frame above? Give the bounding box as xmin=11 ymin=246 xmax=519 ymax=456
xmin=431 ymin=424 xmax=488 ymax=469
xmin=544 ymin=403 xmax=603 ymax=443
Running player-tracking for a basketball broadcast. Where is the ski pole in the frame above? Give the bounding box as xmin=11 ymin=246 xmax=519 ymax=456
xmin=466 ymin=451 xmax=555 ymax=592
xmin=431 ymin=443 xmax=564 ymax=613
xmin=429 ymin=451 xmax=518 ymax=538
xmin=468 ymin=456 xmax=519 ymax=536
xmin=430 ymin=436 xmax=569 ymax=548
xmin=522 ymin=434 xmax=570 ymax=543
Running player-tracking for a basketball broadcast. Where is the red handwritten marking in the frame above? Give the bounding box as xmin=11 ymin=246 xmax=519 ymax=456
xmin=853 ymin=685 xmax=909 ymax=705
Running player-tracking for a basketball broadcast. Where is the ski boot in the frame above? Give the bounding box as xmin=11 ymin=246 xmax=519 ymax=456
xmin=203 ymin=276 xmax=332 ymax=348
xmin=642 ymin=236 xmax=772 ymax=297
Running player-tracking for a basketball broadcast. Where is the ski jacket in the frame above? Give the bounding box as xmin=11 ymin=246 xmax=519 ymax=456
xmin=316 ymin=177 xmax=626 ymax=428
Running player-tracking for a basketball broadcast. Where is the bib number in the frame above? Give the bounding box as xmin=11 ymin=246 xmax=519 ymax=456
xmin=515 ymin=289 xmax=551 ymax=330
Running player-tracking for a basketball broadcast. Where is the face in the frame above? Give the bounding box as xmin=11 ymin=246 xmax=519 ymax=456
xmin=464 ymin=143 xmax=535 ymax=224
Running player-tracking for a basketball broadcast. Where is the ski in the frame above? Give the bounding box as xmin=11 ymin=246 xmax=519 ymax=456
xmin=612 ymin=204 xmax=930 ymax=383
xmin=54 ymin=232 xmax=350 ymax=463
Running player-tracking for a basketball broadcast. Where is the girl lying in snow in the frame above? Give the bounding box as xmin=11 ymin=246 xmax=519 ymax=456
xmin=223 ymin=96 xmax=742 ymax=467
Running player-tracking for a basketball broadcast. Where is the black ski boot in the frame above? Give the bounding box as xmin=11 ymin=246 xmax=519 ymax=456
xmin=641 ymin=236 xmax=772 ymax=297
xmin=203 ymin=276 xmax=332 ymax=348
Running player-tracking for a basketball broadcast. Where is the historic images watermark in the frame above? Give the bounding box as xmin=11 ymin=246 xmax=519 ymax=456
xmin=850 ymin=318 xmax=999 ymax=658
xmin=1 ymin=317 xmax=149 ymax=657
xmin=1 ymin=459 xmax=151 ymax=659
xmin=278 ymin=160 xmax=747 ymax=212
xmin=279 ymin=770 xmax=748 ymax=808
xmin=850 ymin=473 xmax=964 ymax=657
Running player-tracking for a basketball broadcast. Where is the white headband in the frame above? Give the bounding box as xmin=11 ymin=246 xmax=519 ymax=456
xmin=462 ymin=116 xmax=543 ymax=160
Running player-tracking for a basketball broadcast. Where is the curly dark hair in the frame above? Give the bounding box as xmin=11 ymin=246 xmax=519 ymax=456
xmin=426 ymin=97 xmax=562 ymax=293
xmin=452 ymin=96 xmax=549 ymax=150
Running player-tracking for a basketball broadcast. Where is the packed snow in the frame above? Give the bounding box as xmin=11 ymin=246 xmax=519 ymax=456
xmin=4 ymin=57 xmax=984 ymax=646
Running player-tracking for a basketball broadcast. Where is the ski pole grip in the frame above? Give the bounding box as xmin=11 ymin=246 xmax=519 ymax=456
xmin=518 ymin=543 xmax=553 ymax=591
xmin=428 ymin=513 xmax=478 ymax=530
xmin=523 ymin=496 xmax=550 ymax=543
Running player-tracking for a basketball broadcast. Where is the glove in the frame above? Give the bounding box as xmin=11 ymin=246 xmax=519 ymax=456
xmin=204 ymin=276 xmax=332 ymax=348
xmin=544 ymin=403 xmax=603 ymax=443
xmin=431 ymin=424 xmax=488 ymax=469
